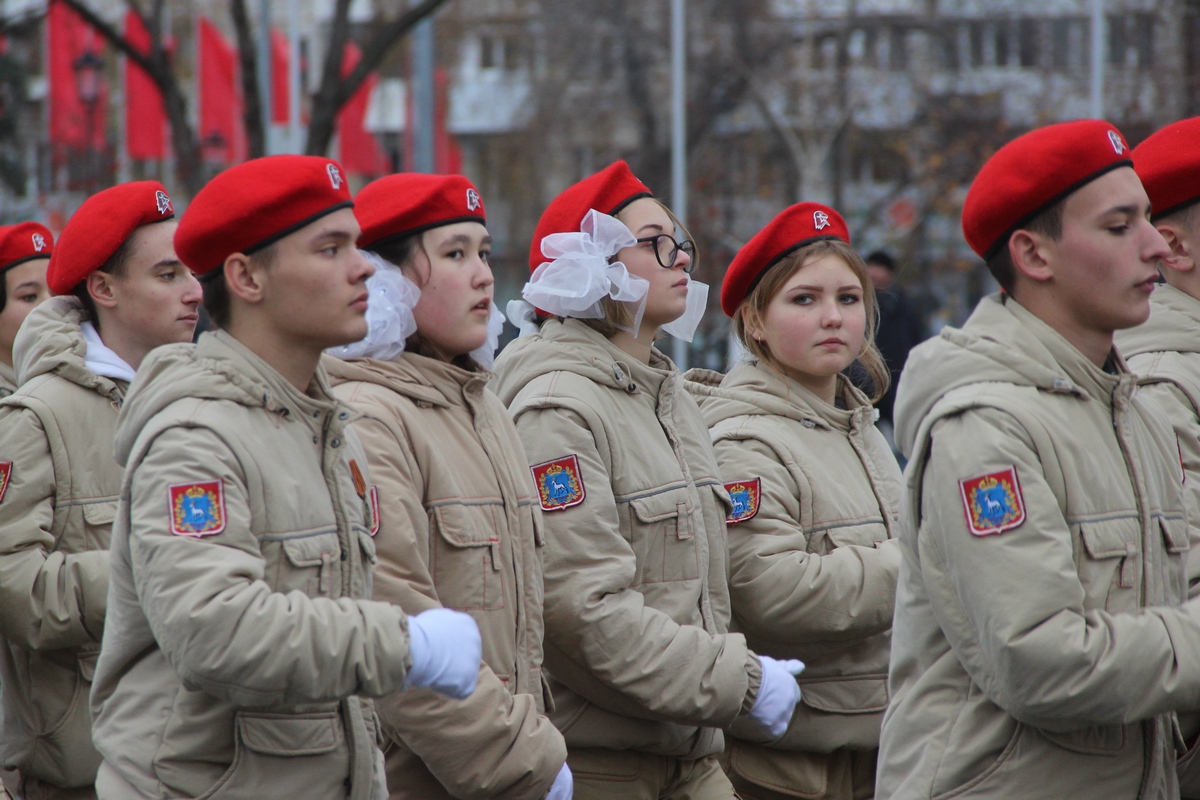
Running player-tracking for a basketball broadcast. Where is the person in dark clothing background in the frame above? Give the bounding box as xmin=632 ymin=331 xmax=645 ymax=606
xmin=865 ymin=250 xmax=926 ymax=441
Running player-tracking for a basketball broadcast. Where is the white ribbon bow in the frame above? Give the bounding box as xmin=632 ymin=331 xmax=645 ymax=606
xmin=327 ymin=251 xmax=421 ymax=362
xmin=519 ymin=209 xmax=649 ymax=335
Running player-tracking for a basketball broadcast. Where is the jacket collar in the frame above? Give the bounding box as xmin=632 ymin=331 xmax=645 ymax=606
xmin=324 ymin=351 xmax=487 ymax=409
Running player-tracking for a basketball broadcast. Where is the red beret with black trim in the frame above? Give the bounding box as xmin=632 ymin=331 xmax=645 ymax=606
xmin=175 ymin=155 xmax=354 ymax=277
xmin=1133 ymin=117 xmax=1200 ymax=221
xmin=528 ymin=160 xmax=653 ymax=272
xmin=0 ymin=222 xmax=53 ymax=274
xmin=47 ymin=181 xmax=174 ymax=294
xmin=962 ymin=120 xmax=1132 ymax=260
xmin=721 ymin=203 xmax=850 ymax=317
xmin=356 ymin=173 xmax=486 ymax=250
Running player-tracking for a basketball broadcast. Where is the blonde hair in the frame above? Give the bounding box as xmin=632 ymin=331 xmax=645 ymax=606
xmin=573 ymin=198 xmax=699 ymax=338
xmin=732 ymin=239 xmax=890 ymax=403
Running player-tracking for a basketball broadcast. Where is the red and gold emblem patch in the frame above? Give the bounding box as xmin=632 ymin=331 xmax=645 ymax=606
xmin=532 ymin=455 xmax=586 ymax=512
xmin=169 ymin=480 xmax=226 ymax=537
xmin=367 ymin=485 xmax=380 ymax=536
xmin=959 ymin=466 xmax=1025 ymax=537
xmin=724 ymin=478 xmax=761 ymax=524
xmin=0 ymin=460 xmax=11 ymax=503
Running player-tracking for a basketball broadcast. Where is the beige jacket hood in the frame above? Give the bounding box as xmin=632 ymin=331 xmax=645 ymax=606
xmin=0 ymin=360 xmax=15 ymax=396
xmin=492 ymin=319 xmax=759 ymax=762
xmin=0 ymin=296 xmax=125 ymax=787
xmin=327 ymin=352 xmax=566 ymax=800
xmin=879 ymin=293 xmax=1200 ymax=800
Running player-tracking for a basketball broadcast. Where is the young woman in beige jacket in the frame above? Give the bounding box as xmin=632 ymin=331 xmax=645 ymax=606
xmin=687 ymin=203 xmax=902 ymax=800
xmin=325 ymin=173 xmax=571 ymax=800
xmin=493 ymin=161 xmax=803 ymax=800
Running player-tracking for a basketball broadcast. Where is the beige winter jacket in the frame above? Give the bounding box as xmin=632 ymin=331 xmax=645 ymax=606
xmin=0 ymin=297 xmax=123 ymax=787
xmin=878 ymin=293 xmax=1200 ymax=800
xmin=0 ymin=360 xmax=15 ymax=396
xmin=687 ymin=362 xmax=900 ymax=795
xmin=90 ymin=330 xmax=414 ymax=800
xmin=327 ymin=352 xmax=566 ymax=800
xmin=1119 ymin=282 xmax=1200 ymax=796
xmin=491 ymin=318 xmax=762 ymax=762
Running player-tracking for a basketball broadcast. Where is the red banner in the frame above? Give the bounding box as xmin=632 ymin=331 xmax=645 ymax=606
xmin=198 ymin=17 xmax=245 ymax=165
xmin=48 ymin=0 xmax=108 ymax=156
xmin=124 ymin=11 xmax=166 ymax=160
xmin=271 ymin=28 xmax=289 ymax=124
xmin=338 ymin=43 xmax=389 ymax=176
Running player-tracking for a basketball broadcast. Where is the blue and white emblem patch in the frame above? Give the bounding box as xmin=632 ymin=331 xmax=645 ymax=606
xmin=959 ymin=466 xmax=1025 ymax=537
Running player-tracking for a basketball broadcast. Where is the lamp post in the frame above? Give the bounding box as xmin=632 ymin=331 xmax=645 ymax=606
xmin=73 ymin=48 xmax=104 ymax=192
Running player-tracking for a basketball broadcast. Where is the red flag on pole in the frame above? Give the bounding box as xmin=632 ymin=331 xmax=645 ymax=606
xmin=48 ymin=0 xmax=108 ymax=157
xmin=198 ymin=17 xmax=245 ymax=165
xmin=434 ymin=67 xmax=461 ymax=175
xmin=271 ymin=28 xmax=289 ymax=125
xmin=124 ymin=11 xmax=166 ymax=160
xmin=338 ymin=43 xmax=388 ymax=176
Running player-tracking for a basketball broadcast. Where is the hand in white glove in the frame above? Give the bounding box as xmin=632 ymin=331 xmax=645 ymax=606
xmin=747 ymin=656 xmax=805 ymax=739
xmin=545 ymin=762 xmax=573 ymax=800
xmin=402 ymin=608 xmax=482 ymax=699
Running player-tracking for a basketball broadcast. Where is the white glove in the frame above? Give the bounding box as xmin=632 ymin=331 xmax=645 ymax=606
xmin=546 ymin=762 xmax=573 ymax=800
xmin=747 ymin=656 xmax=805 ymax=739
xmin=402 ymin=608 xmax=482 ymax=699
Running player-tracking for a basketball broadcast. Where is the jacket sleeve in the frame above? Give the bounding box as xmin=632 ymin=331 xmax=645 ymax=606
xmin=715 ymin=435 xmax=899 ymax=645
xmin=0 ymin=405 xmax=108 ymax=649
xmin=126 ymin=424 xmax=413 ymax=709
xmin=918 ymin=406 xmax=1200 ymax=729
xmin=1136 ymin=381 xmax=1200 ymax=600
xmin=350 ymin=410 xmax=566 ymax=800
xmin=513 ymin=403 xmax=757 ymax=728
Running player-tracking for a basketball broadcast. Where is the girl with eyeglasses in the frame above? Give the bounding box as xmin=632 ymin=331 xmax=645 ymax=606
xmin=494 ymin=161 xmax=803 ymax=800
xmin=687 ymin=203 xmax=901 ymax=800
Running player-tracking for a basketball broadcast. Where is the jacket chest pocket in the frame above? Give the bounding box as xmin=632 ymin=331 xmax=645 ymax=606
xmin=627 ymin=487 xmax=698 ymax=585
xmin=1159 ymin=516 xmax=1190 ymax=603
xmin=1076 ymin=519 xmax=1142 ymax=613
xmin=429 ymin=504 xmax=505 ymax=611
xmin=272 ymin=532 xmax=343 ymax=598
xmin=812 ymin=521 xmax=890 ymax=556
xmin=74 ymin=499 xmax=118 ymax=552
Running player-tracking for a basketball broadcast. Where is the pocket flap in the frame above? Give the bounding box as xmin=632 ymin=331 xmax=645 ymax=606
xmin=238 ymin=712 xmax=342 ymax=756
xmin=358 ymin=530 xmax=377 ymax=564
xmin=431 ymin=503 xmax=498 ymax=548
xmin=82 ymin=501 xmax=118 ymax=526
xmin=629 ymin=488 xmax=689 ymax=523
xmin=281 ymin=532 xmax=341 ymax=568
xmin=799 ymin=675 xmax=889 ymax=714
xmin=1160 ymin=516 xmax=1190 ymax=555
xmin=1079 ymin=519 xmax=1137 ymax=560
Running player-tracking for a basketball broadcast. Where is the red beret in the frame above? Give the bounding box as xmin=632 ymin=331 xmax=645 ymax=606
xmin=721 ymin=203 xmax=851 ymax=317
xmin=529 ymin=160 xmax=653 ymax=272
xmin=48 ymin=181 xmax=174 ymax=294
xmin=175 ymin=155 xmax=354 ymax=277
xmin=0 ymin=222 xmax=53 ymax=274
xmin=356 ymin=173 xmax=486 ymax=250
xmin=1133 ymin=117 xmax=1200 ymax=221
xmin=962 ymin=120 xmax=1132 ymax=260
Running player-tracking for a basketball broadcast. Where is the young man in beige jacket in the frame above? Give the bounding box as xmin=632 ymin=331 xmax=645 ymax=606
xmin=0 ymin=183 xmax=201 ymax=800
xmin=0 ymin=222 xmax=53 ymax=397
xmin=1116 ymin=116 xmax=1200 ymax=798
xmin=89 ymin=156 xmax=481 ymax=800
xmin=878 ymin=120 xmax=1200 ymax=799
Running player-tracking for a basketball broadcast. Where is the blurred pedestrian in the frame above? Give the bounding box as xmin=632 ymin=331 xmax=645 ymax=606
xmin=0 ymin=223 xmax=52 ymax=396
xmin=864 ymin=250 xmax=924 ymax=445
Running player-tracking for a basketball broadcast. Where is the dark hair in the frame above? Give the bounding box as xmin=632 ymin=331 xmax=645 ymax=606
xmin=201 ymin=243 xmax=278 ymax=330
xmin=366 ymin=233 xmax=480 ymax=371
xmin=865 ymin=250 xmax=896 ymax=271
xmin=984 ymin=199 xmax=1065 ymax=293
xmin=0 ymin=270 xmax=7 ymax=314
xmin=70 ymin=236 xmax=136 ymax=330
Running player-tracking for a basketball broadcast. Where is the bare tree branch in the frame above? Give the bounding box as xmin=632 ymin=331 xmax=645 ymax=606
xmin=230 ymin=0 xmax=265 ymax=159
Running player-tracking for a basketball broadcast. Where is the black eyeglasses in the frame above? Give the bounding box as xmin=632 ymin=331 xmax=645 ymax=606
xmin=636 ymin=234 xmax=696 ymax=273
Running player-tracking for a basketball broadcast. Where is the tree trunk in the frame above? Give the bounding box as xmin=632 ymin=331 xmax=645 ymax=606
xmin=58 ymin=0 xmax=205 ymax=196
xmin=231 ymin=0 xmax=265 ymax=159
xmin=305 ymin=0 xmax=451 ymax=157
